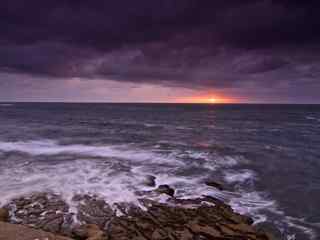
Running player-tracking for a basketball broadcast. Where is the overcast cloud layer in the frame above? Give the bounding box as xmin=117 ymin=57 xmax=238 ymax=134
xmin=1 ymin=0 xmax=320 ymax=102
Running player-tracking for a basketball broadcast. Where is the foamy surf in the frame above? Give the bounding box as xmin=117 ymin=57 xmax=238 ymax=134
xmin=224 ymin=169 xmax=257 ymax=183
xmin=0 ymin=139 xmax=317 ymax=239
xmin=0 ymin=140 xmax=181 ymax=166
xmin=0 ymin=103 xmax=14 ymax=107
xmin=0 ymin=140 xmax=237 ymax=203
xmin=0 ymin=140 xmax=256 ymax=209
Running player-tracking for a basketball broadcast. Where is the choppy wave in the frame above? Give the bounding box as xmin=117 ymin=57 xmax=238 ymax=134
xmin=224 ymin=169 xmax=257 ymax=183
xmin=0 ymin=103 xmax=14 ymax=107
xmin=0 ymin=140 xmax=180 ymax=166
xmin=284 ymin=216 xmax=319 ymax=240
xmin=0 ymin=140 xmax=255 ymax=207
xmin=306 ymin=116 xmax=320 ymax=122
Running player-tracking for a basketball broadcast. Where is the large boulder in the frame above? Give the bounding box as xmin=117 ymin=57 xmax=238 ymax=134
xmin=142 ymin=175 xmax=156 ymax=187
xmin=155 ymin=185 xmax=175 ymax=197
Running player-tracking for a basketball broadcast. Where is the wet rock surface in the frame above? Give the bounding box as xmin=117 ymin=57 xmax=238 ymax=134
xmin=4 ymin=193 xmax=73 ymax=236
xmin=254 ymin=222 xmax=285 ymax=240
xmin=0 ymin=221 xmax=73 ymax=240
xmin=3 ymin=192 xmax=272 ymax=240
xmin=155 ymin=185 xmax=175 ymax=197
xmin=73 ymin=224 xmax=107 ymax=240
xmin=73 ymin=194 xmax=115 ymax=229
xmin=204 ymin=180 xmax=224 ymax=191
xmin=142 ymin=175 xmax=156 ymax=187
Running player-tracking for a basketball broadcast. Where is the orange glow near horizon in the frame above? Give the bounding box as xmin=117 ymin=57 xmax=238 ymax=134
xmin=209 ymin=98 xmax=217 ymax=103
xmin=176 ymin=95 xmax=235 ymax=104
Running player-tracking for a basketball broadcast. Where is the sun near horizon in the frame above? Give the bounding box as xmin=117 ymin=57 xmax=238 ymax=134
xmin=175 ymin=95 xmax=235 ymax=104
xmin=209 ymin=98 xmax=217 ymax=103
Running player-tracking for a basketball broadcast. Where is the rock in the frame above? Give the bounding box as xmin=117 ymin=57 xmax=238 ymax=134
xmin=72 ymin=225 xmax=89 ymax=239
xmin=155 ymin=185 xmax=175 ymax=197
xmin=39 ymin=213 xmax=65 ymax=233
xmin=255 ymin=222 xmax=284 ymax=240
xmin=142 ymin=175 xmax=156 ymax=187
xmin=75 ymin=195 xmax=114 ymax=229
xmin=151 ymin=228 xmax=169 ymax=240
xmin=3 ymin=192 xmax=269 ymax=240
xmin=0 ymin=208 xmax=9 ymax=222
xmin=4 ymin=193 xmax=74 ymax=235
xmin=73 ymin=224 xmax=107 ymax=240
xmin=108 ymin=217 xmax=146 ymax=240
xmin=136 ymin=200 xmax=268 ymax=240
xmin=204 ymin=180 xmax=224 ymax=191
xmin=0 ymin=221 xmax=73 ymax=240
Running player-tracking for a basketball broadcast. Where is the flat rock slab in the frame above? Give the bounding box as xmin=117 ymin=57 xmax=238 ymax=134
xmin=0 ymin=222 xmax=73 ymax=240
xmin=4 ymin=193 xmax=272 ymax=240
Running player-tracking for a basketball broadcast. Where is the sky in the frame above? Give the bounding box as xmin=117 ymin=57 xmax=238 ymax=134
xmin=1 ymin=0 xmax=320 ymax=103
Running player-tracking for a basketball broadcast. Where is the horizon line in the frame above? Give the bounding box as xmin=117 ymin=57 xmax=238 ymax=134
xmin=1 ymin=101 xmax=319 ymax=105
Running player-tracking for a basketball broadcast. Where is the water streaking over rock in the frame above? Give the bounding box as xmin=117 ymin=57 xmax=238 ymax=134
xmin=1 ymin=192 xmax=274 ymax=240
xmin=0 ymin=103 xmax=319 ymax=239
xmin=0 ymin=140 xmax=275 ymax=221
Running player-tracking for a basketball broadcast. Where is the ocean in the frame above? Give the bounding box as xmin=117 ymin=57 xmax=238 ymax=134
xmin=0 ymin=103 xmax=319 ymax=239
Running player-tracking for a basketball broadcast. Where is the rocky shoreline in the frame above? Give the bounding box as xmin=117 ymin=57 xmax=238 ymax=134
xmin=0 ymin=182 xmax=281 ymax=240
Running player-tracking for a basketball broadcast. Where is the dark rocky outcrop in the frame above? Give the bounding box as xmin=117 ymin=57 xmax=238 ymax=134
xmin=205 ymin=180 xmax=224 ymax=191
xmin=3 ymin=192 xmax=272 ymax=240
xmin=255 ymin=222 xmax=285 ymax=240
xmin=73 ymin=194 xmax=115 ymax=229
xmin=155 ymin=185 xmax=175 ymax=197
xmin=142 ymin=175 xmax=156 ymax=187
xmin=5 ymin=193 xmax=73 ymax=236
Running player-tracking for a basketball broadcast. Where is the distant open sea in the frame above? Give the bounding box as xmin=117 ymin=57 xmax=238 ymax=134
xmin=0 ymin=103 xmax=319 ymax=239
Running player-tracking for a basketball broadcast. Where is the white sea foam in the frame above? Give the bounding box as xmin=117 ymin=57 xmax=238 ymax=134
xmin=0 ymin=103 xmax=14 ymax=107
xmin=0 ymin=140 xmax=212 ymax=206
xmin=0 ymin=139 xmax=314 ymax=239
xmin=175 ymin=150 xmax=240 ymax=171
xmin=223 ymin=168 xmax=318 ymax=238
xmin=0 ymin=140 xmax=255 ymax=213
xmin=0 ymin=159 xmax=140 ymax=209
xmin=306 ymin=116 xmax=320 ymax=122
xmin=224 ymin=169 xmax=256 ymax=183
xmin=306 ymin=116 xmax=316 ymax=120
xmin=0 ymin=140 xmax=180 ymax=166
xmin=284 ymin=216 xmax=318 ymax=240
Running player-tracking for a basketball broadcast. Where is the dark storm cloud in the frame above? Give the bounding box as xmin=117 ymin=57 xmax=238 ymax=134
xmin=1 ymin=0 xmax=320 ymax=101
